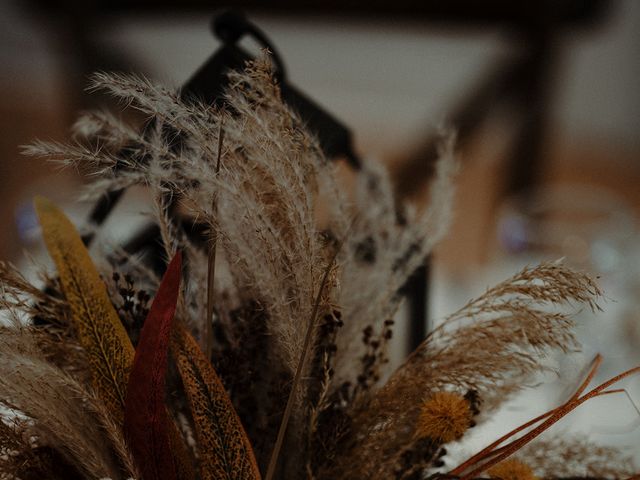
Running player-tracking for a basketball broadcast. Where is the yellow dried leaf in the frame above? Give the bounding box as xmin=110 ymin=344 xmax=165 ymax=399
xmin=34 ymin=196 xmax=134 ymax=424
xmin=172 ymin=324 xmax=261 ymax=480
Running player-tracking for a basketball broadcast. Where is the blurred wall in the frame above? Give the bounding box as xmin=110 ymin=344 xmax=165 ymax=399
xmin=1 ymin=0 xmax=639 ymax=260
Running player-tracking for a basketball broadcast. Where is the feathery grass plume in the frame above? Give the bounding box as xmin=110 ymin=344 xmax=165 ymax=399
xmin=0 ymin=326 xmax=127 ymax=479
xmin=517 ymin=436 xmax=636 ymax=478
xmin=326 ymin=261 xmax=601 ymax=479
xmin=333 ymin=133 xmax=456 ymax=386
xmin=265 ymin=249 xmax=343 ymax=480
xmin=487 ymin=459 xmax=537 ymax=480
xmin=0 ymin=262 xmax=89 ymax=382
xmin=71 ymin=110 xmax=144 ymax=150
xmin=204 ymin=58 xmax=347 ymax=375
xmin=0 ymin=260 xmax=70 ymax=327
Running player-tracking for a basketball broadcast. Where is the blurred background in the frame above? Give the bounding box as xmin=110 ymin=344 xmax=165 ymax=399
xmin=1 ymin=0 xmax=639 ymax=467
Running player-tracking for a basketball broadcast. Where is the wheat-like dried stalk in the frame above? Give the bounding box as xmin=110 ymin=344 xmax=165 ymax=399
xmin=418 ymin=261 xmax=602 ymax=403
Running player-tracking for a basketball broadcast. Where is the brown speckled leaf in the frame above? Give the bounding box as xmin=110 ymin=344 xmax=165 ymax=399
xmin=34 ymin=196 xmax=134 ymax=424
xmin=172 ymin=324 xmax=261 ymax=480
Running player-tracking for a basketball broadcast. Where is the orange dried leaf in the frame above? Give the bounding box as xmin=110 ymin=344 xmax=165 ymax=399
xmin=172 ymin=324 xmax=261 ymax=480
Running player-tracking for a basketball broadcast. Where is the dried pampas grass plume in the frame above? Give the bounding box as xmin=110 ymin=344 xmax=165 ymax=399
xmin=411 ymin=260 xmax=602 ymax=407
xmin=334 ymin=132 xmax=457 ymax=385
xmin=0 ymin=326 xmax=132 ymax=479
xmin=416 ymin=391 xmax=473 ymax=443
xmin=517 ymin=435 xmax=637 ymax=478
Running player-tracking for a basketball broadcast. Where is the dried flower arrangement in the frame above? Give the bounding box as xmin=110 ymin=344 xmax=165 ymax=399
xmin=1 ymin=57 xmax=638 ymax=480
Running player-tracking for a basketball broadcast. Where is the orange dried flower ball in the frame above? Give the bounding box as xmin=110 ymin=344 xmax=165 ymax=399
xmin=488 ymin=459 xmax=537 ymax=480
xmin=416 ymin=391 xmax=472 ymax=443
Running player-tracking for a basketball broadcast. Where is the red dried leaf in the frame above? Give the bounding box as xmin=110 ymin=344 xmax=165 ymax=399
xmin=124 ymin=252 xmax=183 ymax=480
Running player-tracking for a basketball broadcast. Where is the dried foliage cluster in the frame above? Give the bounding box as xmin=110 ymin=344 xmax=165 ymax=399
xmin=1 ymin=57 xmax=638 ymax=480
